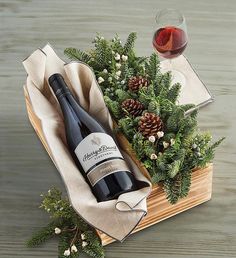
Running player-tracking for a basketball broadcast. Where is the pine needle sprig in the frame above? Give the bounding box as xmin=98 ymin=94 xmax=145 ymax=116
xmin=27 ymin=188 xmax=104 ymax=258
xmin=27 ymin=222 xmax=56 ymax=247
xmin=123 ymin=32 xmax=137 ymax=55
xmin=63 ymin=32 xmax=224 ymax=205
xmin=64 ymin=48 xmax=92 ymax=64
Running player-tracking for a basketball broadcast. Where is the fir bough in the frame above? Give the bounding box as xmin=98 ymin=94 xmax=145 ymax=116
xmin=27 ymin=188 xmax=105 ymax=258
xmin=65 ymin=33 xmax=224 ymax=204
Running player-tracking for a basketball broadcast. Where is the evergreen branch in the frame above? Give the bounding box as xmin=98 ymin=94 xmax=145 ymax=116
xmin=95 ymin=39 xmax=111 ymax=68
xmin=64 ymin=48 xmax=91 ymax=63
xmin=167 ymin=160 xmax=182 ymax=178
xmin=164 ymin=175 xmax=181 ymax=204
xmin=118 ymin=116 xmax=135 ymax=140
xmin=58 ymin=233 xmax=72 ymax=258
xmin=27 ymin=222 xmax=56 ymax=247
xmin=123 ymin=32 xmax=137 ymax=55
xmin=82 ymin=231 xmax=105 ymax=258
xmin=145 ymin=53 xmax=160 ymax=81
xmin=179 ymin=171 xmax=192 ymax=198
xmin=28 ymin=188 xmax=104 ymax=258
xmin=63 ymin=33 xmax=224 ymax=206
xmin=209 ymin=137 xmax=225 ymax=150
xmin=180 ymin=103 xmax=196 ymax=112
xmin=167 ymin=83 xmax=181 ymax=103
xmin=104 ymin=96 xmax=122 ymax=119
xmin=115 ymin=89 xmax=131 ymax=103
xmin=148 ymin=100 xmax=160 ymax=115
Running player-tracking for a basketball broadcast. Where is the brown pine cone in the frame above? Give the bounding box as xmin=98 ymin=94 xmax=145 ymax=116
xmin=138 ymin=112 xmax=164 ymax=138
xmin=128 ymin=76 xmax=149 ymax=92
xmin=121 ymin=99 xmax=144 ymax=117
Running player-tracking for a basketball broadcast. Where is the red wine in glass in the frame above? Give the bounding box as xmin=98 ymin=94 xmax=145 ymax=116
xmin=153 ymin=26 xmax=188 ymax=59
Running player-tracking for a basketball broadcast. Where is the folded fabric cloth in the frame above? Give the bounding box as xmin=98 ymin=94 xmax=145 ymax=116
xmin=160 ymin=56 xmax=213 ymax=109
xmin=22 ymin=44 xmax=152 ymax=242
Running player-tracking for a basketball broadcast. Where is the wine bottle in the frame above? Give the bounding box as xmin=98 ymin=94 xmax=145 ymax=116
xmin=48 ymin=73 xmax=137 ymax=202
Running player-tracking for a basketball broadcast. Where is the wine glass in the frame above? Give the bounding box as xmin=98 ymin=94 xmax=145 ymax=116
xmin=152 ymin=9 xmax=188 ymax=85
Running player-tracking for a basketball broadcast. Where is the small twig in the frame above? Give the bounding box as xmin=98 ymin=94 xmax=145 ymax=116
xmin=61 ymin=226 xmax=77 ymax=233
xmin=70 ymin=226 xmax=80 ymax=247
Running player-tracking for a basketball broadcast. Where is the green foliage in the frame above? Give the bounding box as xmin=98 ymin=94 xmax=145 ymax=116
xmin=164 ymin=175 xmax=182 ymax=204
xmin=64 ymin=48 xmax=91 ymax=63
xmin=145 ymin=53 xmax=160 ymax=81
xmin=167 ymin=160 xmax=182 ymax=178
xmin=123 ymin=32 xmax=137 ymax=55
xmin=115 ymin=89 xmax=131 ymax=103
xmin=167 ymin=83 xmax=181 ymax=103
xmin=27 ymin=188 xmax=104 ymax=258
xmin=148 ymin=100 xmax=160 ymax=115
xmin=64 ymin=32 xmax=224 ymax=205
xmin=104 ymin=96 xmax=121 ymax=119
xmin=132 ymin=132 xmax=146 ymax=159
xmin=118 ymin=116 xmax=137 ymax=141
xmin=27 ymin=222 xmax=56 ymax=247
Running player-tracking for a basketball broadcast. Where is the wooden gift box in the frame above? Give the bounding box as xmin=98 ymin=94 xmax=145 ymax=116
xmin=24 ymin=88 xmax=213 ymax=246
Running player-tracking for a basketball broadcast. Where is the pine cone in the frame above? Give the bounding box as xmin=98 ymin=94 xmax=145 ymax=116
xmin=121 ymin=99 xmax=144 ymax=117
xmin=128 ymin=76 xmax=149 ymax=92
xmin=138 ymin=112 xmax=164 ymax=138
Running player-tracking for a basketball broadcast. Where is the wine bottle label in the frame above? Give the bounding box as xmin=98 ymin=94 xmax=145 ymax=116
xmin=74 ymin=132 xmax=131 ymax=186
xmin=87 ymin=159 xmax=130 ymax=186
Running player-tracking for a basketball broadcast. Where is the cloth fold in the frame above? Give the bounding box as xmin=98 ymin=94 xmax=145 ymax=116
xmin=23 ymin=44 xmax=152 ymax=242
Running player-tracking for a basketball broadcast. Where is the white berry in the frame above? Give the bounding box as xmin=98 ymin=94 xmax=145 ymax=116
xmin=82 ymin=241 xmax=88 ymax=248
xmin=150 ymin=153 xmax=158 ymax=160
xmin=148 ymin=135 xmax=156 ymax=143
xmin=54 ymin=227 xmax=61 ymax=235
xmin=116 ymin=70 xmax=121 ymax=77
xmin=163 ymin=141 xmax=169 ymax=149
xmin=116 ymin=63 xmax=121 ymax=69
xmin=157 ymin=131 xmax=164 ymax=138
xmin=71 ymin=245 xmax=78 ymax=253
xmin=122 ymin=55 xmax=128 ymax=61
xmin=98 ymin=77 xmax=105 ymax=84
xmin=115 ymin=53 xmax=120 ymax=60
xmin=170 ymin=138 xmax=175 ymax=146
xmin=197 ymin=152 xmax=201 ymax=157
xmin=64 ymin=249 xmax=70 ymax=256
xmin=102 ymin=69 xmax=108 ymax=73
xmin=81 ymin=233 xmax=86 ymax=240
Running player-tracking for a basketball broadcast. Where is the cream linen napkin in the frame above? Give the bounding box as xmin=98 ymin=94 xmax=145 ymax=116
xmin=160 ymin=56 xmax=213 ymax=108
xmin=22 ymin=44 xmax=152 ymax=242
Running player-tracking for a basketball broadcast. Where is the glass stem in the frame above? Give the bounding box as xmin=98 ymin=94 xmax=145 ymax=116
xmin=168 ymin=59 xmax=173 ymax=72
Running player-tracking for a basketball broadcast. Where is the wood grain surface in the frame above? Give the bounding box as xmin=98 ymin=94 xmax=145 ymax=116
xmin=0 ymin=0 xmax=235 ymax=257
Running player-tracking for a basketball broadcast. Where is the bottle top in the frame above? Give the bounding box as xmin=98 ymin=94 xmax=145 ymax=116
xmin=48 ymin=73 xmax=69 ymax=97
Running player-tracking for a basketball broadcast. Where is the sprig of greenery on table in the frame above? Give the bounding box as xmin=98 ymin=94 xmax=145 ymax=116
xmin=27 ymin=188 xmax=105 ymax=258
xmin=65 ymin=32 xmax=224 ymax=204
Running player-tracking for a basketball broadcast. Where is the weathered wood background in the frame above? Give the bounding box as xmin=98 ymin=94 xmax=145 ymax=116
xmin=0 ymin=0 xmax=235 ymax=257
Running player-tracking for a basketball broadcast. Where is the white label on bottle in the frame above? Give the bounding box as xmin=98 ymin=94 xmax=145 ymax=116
xmin=74 ymin=132 xmax=130 ymax=184
xmin=87 ymin=158 xmax=131 ymax=186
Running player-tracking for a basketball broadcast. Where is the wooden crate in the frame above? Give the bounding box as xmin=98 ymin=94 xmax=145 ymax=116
xmin=24 ymin=88 xmax=213 ymax=246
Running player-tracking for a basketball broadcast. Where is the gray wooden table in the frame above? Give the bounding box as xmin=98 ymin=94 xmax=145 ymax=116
xmin=1 ymin=0 xmax=235 ymax=257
